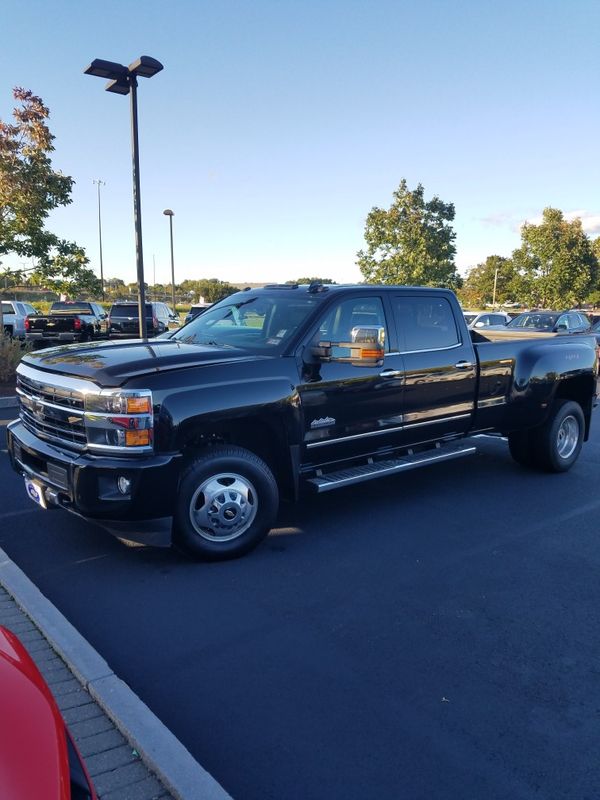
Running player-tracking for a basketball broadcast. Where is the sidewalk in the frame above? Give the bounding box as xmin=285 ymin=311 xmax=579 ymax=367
xmin=0 ymin=551 xmax=233 ymax=800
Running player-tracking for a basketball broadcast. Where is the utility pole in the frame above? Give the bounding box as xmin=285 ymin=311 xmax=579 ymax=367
xmin=93 ymin=179 xmax=106 ymax=299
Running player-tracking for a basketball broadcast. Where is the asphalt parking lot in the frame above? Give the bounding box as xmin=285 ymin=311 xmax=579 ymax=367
xmin=2 ymin=404 xmax=600 ymax=800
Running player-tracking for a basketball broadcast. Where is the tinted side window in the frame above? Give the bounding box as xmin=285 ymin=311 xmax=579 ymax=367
xmin=393 ymin=296 xmax=459 ymax=352
xmin=317 ymin=297 xmax=389 ymax=351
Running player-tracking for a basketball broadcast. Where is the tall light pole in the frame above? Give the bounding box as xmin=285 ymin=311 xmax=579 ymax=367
xmin=492 ymin=267 xmax=499 ymax=308
xmin=93 ymin=179 xmax=105 ymax=299
xmin=163 ymin=209 xmax=175 ymax=311
xmin=84 ymin=55 xmax=164 ymax=339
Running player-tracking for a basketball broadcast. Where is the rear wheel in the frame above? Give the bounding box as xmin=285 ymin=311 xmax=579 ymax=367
xmin=533 ymin=399 xmax=584 ymax=473
xmin=173 ymin=445 xmax=279 ymax=561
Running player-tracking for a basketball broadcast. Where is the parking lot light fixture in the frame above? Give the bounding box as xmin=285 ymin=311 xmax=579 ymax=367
xmin=83 ymin=54 xmax=164 ymax=340
xmin=163 ymin=209 xmax=175 ymax=312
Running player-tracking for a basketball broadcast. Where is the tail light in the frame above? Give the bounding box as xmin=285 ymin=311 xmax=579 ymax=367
xmin=24 ymin=317 xmax=30 ymax=331
xmin=74 ymin=318 xmax=82 ymax=331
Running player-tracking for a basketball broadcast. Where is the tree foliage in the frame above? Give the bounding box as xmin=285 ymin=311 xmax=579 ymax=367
xmin=179 ymin=278 xmax=238 ymax=303
xmin=357 ymin=179 xmax=461 ymax=288
xmin=459 ymin=255 xmax=516 ymax=307
xmin=0 ymin=88 xmax=73 ymax=258
xmin=511 ymin=208 xmax=597 ymax=307
xmin=0 ymin=87 xmax=93 ymax=301
xmin=285 ymin=277 xmax=335 ymax=285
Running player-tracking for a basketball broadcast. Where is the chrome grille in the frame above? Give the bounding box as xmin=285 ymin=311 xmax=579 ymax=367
xmin=17 ymin=371 xmax=86 ymax=451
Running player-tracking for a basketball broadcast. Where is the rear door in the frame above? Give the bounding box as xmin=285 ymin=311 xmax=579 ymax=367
xmin=390 ymin=293 xmax=476 ymax=444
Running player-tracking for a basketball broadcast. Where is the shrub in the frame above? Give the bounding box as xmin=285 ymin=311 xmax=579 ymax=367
xmin=0 ymin=336 xmax=30 ymax=384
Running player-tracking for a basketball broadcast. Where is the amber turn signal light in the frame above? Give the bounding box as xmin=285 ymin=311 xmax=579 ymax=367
xmin=125 ymin=430 xmax=151 ymax=446
xmin=126 ymin=397 xmax=151 ymax=414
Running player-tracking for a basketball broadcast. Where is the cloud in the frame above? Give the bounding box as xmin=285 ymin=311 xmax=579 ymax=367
xmin=481 ymin=209 xmax=600 ymax=237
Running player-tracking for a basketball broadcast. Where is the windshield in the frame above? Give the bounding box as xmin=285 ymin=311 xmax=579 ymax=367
xmin=463 ymin=313 xmax=477 ymax=325
xmin=507 ymin=313 xmax=559 ymax=329
xmin=110 ymin=304 xmax=153 ymax=317
xmin=51 ymin=302 xmax=92 ymax=314
xmin=173 ymin=292 xmax=323 ymax=353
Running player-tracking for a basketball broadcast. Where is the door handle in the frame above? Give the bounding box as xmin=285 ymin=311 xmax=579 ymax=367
xmin=379 ymin=369 xmax=403 ymax=378
xmin=455 ymin=361 xmax=474 ymax=369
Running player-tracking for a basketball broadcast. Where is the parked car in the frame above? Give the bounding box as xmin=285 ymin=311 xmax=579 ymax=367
xmin=109 ymin=301 xmax=179 ymax=338
xmin=25 ymin=301 xmax=110 ymax=347
xmin=1 ymin=300 xmax=38 ymax=338
xmin=184 ymin=303 xmax=212 ymax=325
xmin=463 ymin=310 xmax=512 ymax=329
xmin=7 ymin=284 xmax=598 ymax=562
xmin=0 ymin=625 xmax=97 ymax=799
xmin=502 ymin=310 xmax=591 ymax=333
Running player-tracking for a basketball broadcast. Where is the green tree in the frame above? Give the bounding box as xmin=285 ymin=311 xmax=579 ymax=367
xmin=181 ymin=278 xmax=238 ymax=303
xmin=0 ymin=88 xmax=73 ymax=258
xmin=31 ymin=240 xmax=101 ymax=297
xmin=511 ymin=208 xmax=597 ymax=307
xmin=460 ymin=255 xmax=517 ymax=307
xmin=0 ymin=87 xmax=94 ymax=320
xmin=357 ymin=179 xmax=460 ymax=288
xmin=285 ymin=277 xmax=335 ymax=285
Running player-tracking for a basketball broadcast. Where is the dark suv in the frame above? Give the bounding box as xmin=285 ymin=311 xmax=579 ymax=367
xmin=109 ymin=302 xmax=179 ymax=338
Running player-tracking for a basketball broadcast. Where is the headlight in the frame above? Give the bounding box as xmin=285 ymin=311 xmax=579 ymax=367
xmin=84 ymin=390 xmax=153 ymax=452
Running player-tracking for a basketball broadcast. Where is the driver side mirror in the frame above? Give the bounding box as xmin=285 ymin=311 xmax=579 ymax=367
xmin=310 ymin=325 xmax=385 ymax=366
xmin=556 ymin=323 xmax=568 ymax=332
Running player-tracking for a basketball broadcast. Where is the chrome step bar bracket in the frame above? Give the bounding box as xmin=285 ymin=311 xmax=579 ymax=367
xmin=306 ymin=443 xmax=477 ymax=493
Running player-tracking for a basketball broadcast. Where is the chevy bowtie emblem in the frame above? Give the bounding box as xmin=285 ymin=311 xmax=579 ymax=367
xmin=311 ymin=416 xmax=336 ymax=429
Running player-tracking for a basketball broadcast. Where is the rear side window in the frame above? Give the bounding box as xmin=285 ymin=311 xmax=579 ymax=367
xmin=392 ymin=296 xmax=459 ymax=352
xmin=110 ymin=304 xmax=153 ymax=317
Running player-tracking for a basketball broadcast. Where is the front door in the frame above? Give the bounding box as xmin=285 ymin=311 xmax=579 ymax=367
xmin=298 ymin=294 xmax=405 ymax=466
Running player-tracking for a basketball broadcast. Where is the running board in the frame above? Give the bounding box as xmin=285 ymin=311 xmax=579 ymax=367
xmin=306 ymin=442 xmax=477 ymax=493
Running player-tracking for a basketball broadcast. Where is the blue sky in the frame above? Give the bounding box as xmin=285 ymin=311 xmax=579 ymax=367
xmin=2 ymin=0 xmax=599 ymax=287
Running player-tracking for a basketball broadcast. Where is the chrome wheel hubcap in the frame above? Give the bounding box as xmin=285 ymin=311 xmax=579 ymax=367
xmin=557 ymin=415 xmax=579 ymax=459
xmin=189 ymin=473 xmax=257 ymax=542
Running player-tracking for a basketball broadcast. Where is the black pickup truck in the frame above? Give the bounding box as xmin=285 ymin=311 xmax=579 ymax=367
xmin=25 ymin=301 xmax=110 ymax=347
xmin=7 ymin=284 xmax=598 ymax=560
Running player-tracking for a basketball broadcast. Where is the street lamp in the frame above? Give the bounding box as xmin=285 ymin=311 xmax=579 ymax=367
xmin=84 ymin=55 xmax=164 ymax=339
xmin=492 ymin=267 xmax=499 ymax=308
xmin=163 ymin=209 xmax=175 ymax=311
xmin=93 ymin=179 xmax=105 ymax=299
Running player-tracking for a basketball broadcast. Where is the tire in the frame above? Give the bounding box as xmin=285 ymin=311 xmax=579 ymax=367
xmin=532 ymin=399 xmax=585 ymax=473
xmin=508 ymin=430 xmax=538 ymax=468
xmin=173 ymin=445 xmax=279 ymax=561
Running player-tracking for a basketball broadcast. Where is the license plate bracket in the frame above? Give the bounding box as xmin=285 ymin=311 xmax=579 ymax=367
xmin=24 ymin=478 xmax=47 ymax=509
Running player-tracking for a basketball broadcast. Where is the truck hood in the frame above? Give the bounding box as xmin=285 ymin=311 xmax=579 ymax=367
xmin=21 ymin=338 xmax=262 ymax=386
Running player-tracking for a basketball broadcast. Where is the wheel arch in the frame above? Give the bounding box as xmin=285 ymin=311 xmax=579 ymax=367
xmin=179 ymin=415 xmax=298 ymax=501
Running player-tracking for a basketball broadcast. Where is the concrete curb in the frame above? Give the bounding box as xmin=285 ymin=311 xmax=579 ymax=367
xmin=0 ymin=396 xmax=17 ymax=408
xmin=0 ymin=547 xmax=233 ymax=800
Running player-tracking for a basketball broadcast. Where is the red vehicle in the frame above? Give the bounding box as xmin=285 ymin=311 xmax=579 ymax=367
xmin=0 ymin=625 xmax=97 ymax=799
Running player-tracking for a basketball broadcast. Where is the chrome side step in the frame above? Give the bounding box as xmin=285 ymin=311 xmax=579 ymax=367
xmin=306 ymin=442 xmax=477 ymax=493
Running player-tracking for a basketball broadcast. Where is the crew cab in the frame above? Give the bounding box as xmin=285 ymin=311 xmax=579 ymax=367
xmin=25 ymin=301 xmax=110 ymax=347
xmin=1 ymin=300 xmax=38 ymax=338
xmin=7 ymin=284 xmax=598 ymax=561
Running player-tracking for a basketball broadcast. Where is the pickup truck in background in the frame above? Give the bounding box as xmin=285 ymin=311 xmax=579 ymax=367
xmin=7 ymin=284 xmax=598 ymax=561
xmin=25 ymin=301 xmax=110 ymax=347
xmin=1 ymin=300 xmax=38 ymax=338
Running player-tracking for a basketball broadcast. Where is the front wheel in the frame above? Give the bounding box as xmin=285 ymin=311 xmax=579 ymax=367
xmin=173 ymin=445 xmax=279 ymax=561
xmin=533 ymin=399 xmax=585 ymax=473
